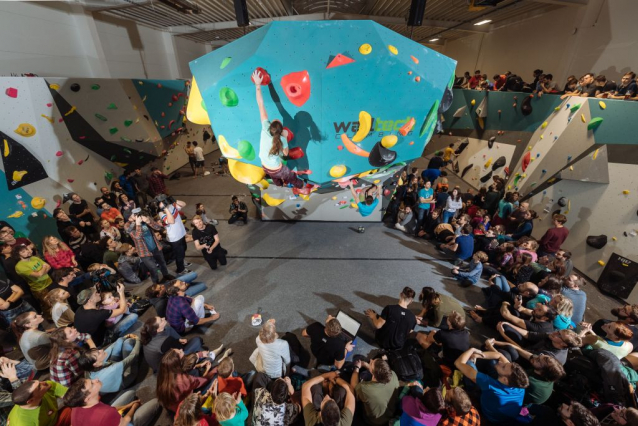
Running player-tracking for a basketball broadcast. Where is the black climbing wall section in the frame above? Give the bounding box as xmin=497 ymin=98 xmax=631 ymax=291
xmin=47 ymin=82 xmax=157 ymax=169
xmin=0 ymin=131 xmax=49 ymax=190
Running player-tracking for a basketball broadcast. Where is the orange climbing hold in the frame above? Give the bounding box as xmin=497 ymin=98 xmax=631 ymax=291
xmin=326 ymin=54 xmax=355 ymax=69
xmin=522 ymin=151 xmax=531 ymax=172
xmin=340 ymin=134 xmax=370 ymax=158
xmin=399 ymin=117 xmax=416 ymax=136
xmin=410 ymin=55 xmax=419 ymax=64
xmin=280 ymin=71 xmax=311 ymax=107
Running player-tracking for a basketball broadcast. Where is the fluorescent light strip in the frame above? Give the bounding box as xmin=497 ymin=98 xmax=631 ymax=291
xmin=474 ymin=19 xmax=492 ymax=26
xmin=429 ymin=38 xmax=439 ymax=42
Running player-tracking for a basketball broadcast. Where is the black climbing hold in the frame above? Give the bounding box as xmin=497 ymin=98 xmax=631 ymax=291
xmin=368 ymin=141 xmax=397 ymax=167
xmin=203 ymin=130 xmax=211 ymax=142
xmin=455 ymin=141 xmax=469 ymax=155
xmin=610 ymin=271 xmax=625 ymax=282
xmin=70 ymin=83 xmax=81 ymax=92
xmin=557 ymin=197 xmax=568 ymax=207
xmin=488 ymin=136 xmax=496 ymax=149
xmin=492 ymin=156 xmax=506 ymax=171
xmin=480 ymin=171 xmax=493 ymax=183
xmin=143 ymin=115 xmax=149 ymax=121
xmin=624 ymin=232 xmax=628 ymax=237
xmin=521 ymin=96 xmax=533 ymax=116
xmin=461 ymin=164 xmax=473 ymax=178
xmin=586 ymin=235 xmax=607 ymax=249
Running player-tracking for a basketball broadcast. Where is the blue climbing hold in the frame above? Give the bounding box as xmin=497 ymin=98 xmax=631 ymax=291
xmin=567 ymin=156 xmax=572 ymax=161
xmin=541 ymin=169 xmax=547 ymax=174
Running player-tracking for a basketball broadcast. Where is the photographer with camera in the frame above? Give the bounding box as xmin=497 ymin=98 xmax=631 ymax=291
xmin=192 ymin=215 xmax=227 ymax=271
xmin=157 ymin=194 xmax=191 ymax=276
xmin=128 ymin=210 xmax=174 ymax=285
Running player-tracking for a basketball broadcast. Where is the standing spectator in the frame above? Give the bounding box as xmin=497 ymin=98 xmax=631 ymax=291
xmin=128 ymin=213 xmax=173 ymax=285
xmin=228 ymin=196 xmax=248 ymax=225
xmin=468 ymin=70 xmax=481 ymax=89
xmin=579 ymin=73 xmax=597 ymax=97
xmin=165 ymin=282 xmax=220 ymax=334
xmin=147 ymin=167 xmax=169 ymax=197
xmin=8 ymin=380 xmax=69 ymax=426
xmin=593 ymin=75 xmax=617 ymax=97
xmin=12 ymin=245 xmax=52 ymax=316
xmin=349 ymin=358 xmax=399 ymax=426
xmin=364 ymin=286 xmax=416 ymax=350
xmin=538 ymin=214 xmax=569 ymax=257
xmin=42 ymin=236 xmax=77 ymax=270
xmin=118 ymin=194 xmax=136 ymax=221
xmin=13 ymin=312 xmax=51 ymax=370
xmin=119 ymin=170 xmax=136 ymax=199
xmin=184 ymin=141 xmax=197 ymax=176
xmin=555 ymin=249 xmax=573 ymax=277
xmin=611 ymin=71 xmax=637 ymax=99
xmin=415 ymin=181 xmax=434 ymax=235
xmin=158 ymin=198 xmax=191 ymax=275
xmin=0 ymin=278 xmax=33 ymax=329
xmin=531 ymin=69 xmax=543 ymax=89
xmin=68 ymin=193 xmax=98 ymax=231
xmin=561 ymin=274 xmax=587 ymax=323
xmin=193 ymin=141 xmax=206 ymax=177
xmin=192 ymin=216 xmax=228 ymax=271
xmin=131 ymin=168 xmax=151 ymax=207
xmin=493 ymin=73 xmax=508 ymax=90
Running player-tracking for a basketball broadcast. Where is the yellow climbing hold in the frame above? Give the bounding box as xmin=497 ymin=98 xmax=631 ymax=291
xmin=31 ymin=197 xmax=46 ymax=210
xmin=471 ymin=99 xmax=476 ymax=106
xmin=599 ymin=101 xmax=606 ymax=109
xmin=373 ymin=179 xmax=380 ymax=184
xmin=228 ymin=159 xmax=265 ymax=184
xmin=14 ymin=123 xmax=36 ymax=137
xmin=217 ymin=135 xmax=241 ymax=159
xmin=331 ymin=196 xmax=337 ymax=200
xmin=49 ymin=83 xmax=60 ymax=90
xmin=330 ymin=165 xmax=347 ymax=178
xmin=387 ymin=45 xmax=398 ymax=55
xmin=623 ymin=190 xmax=630 ymax=195
xmin=592 ymin=149 xmax=599 ymax=160
xmin=7 ymin=211 xmax=23 ymax=219
xmin=3 ymin=139 xmax=8 ymax=157
xmin=258 ymin=179 xmax=269 ymax=189
xmin=528 ymin=146 xmax=532 ymax=150
xmin=381 ymin=135 xmax=398 ymax=148
xmin=564 ymin=200 xmax=571 ymax=215
xmin=350 ymin=203 xmax=358 ymax=209
xmin=569 ymin=166 xmax=574 ymax=171
xmin=65 ymin=106 xmax=77 ymax=116
xmin=13 ymin=171 xmax=27 ymax=181
xmin=262 ymin=193 xmax=285 ymax=206
xmin=41 ymin=114 xmax=54 ymax=124
xmin=598 ymin=260 xmax=605 ymax=266
xmin=541 ymin=121 xmax=548 ymax=129
xmin=484 ymin=157 xmax=493 ymax=168
xmin=185 ymin=77 xmax=211 ymax=125
xmin=540 ymin=135 xmax=544 ymax=139
xmin=612 ymin=237 xmax=617 ymax=241
xmin=299 ymin=194 xmax=310 ymax=201
xmin=352 ymin=111 xmax=372 ymax=143
xmin=581 ymin=114 xmax=586 ymax=123
xmin=359 ymin=43 xmax=372 ymax=55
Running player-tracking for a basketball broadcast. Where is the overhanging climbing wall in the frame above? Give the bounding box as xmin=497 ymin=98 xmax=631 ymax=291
xmin=188 ymin=20 xmax=456 ymax=221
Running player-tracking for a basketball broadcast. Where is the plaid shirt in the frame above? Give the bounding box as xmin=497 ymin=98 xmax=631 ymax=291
xmin=166 ymin=295 xmax=199 ymax=333
xmin=147 ymin=173 xmax=168 ymax=196
xmin=440 ymin=407 xmax=481 ymax=426
xmin=127 ymin=221 xmax=163 ymax=258
xmin=50 ymin=333 xmax=90 ymax=387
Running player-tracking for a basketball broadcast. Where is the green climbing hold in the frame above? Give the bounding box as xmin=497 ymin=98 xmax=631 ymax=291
xmin=109 ymin=127 xmax=118 ymax=135
xmin=237 ymin=140 xmax=255 ymax=161
xmin=120 ymin=137 xmax=132 ymax=143
xmin=201 ymin=99 xmax=207 ymax=112
xmin=95 ymin=113 xmax=107 ymax=121
xmin=420 ymin=100 xmax=440 ymax=138
xmin=166 ymin=166 xmax=170 ymax=171
xmin=123 ymin=148 xmax=132 ymax=154
xmin=107 ymin=103 xmax=117 ymax=110
xmin=104 ymin=171 xmax=114 ymax=180
xmin=570 ymin=103 xmax=581 ymax=112
xmin=110 ymin=155 xmax=117 ymax=161
xmin=587 ymin=117 xmax=604 ymax=130
xmin=124 ymin=120 xmax=133 ymax=127
xmin=530 ymin=182 xmax=537 ymax=187
xmin=91 ymin=84 xmax=101 ymax=90
xmin=219 ymin=87 xmax=239 ymax=107
xmin=220 ymin=57 xmax=232 ymax=69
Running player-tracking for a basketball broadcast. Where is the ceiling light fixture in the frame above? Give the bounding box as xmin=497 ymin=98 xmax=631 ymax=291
xmin=429 ymin=38 xmax=439 ymax=42
xmin=474 ymin=19 xmax=492 ymax=26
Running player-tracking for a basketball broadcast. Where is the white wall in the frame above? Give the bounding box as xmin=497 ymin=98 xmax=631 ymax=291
xmin=443 ymin=0 xmax=638 ymax=85
xmin=0 ymin=2 xmax=206 ymax=79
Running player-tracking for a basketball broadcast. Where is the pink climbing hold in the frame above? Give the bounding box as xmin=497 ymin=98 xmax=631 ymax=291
xmin=160 ymin=125 xmax=166 ymax=129
xmin=77 ymin=160 xmax=84 ymax=165
xmin=58 ymin=118 xmax=64 ymax=123
xmin=168 ymin=119 xmax=176 ymax=129
xmin=337 ymin=146 xmax=343 ymax=151
xmin=5 ymin=88 xmax=18 ymax=98
xmin=55 ymin=151 xmax=63 ymax=157
xmin=46 ymin=103 xmax=52 ymax=107
xmin=280 ymin=70 xmax=311 ymax=107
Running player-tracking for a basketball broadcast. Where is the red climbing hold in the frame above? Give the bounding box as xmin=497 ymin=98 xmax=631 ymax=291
xmin=172 ymin=94 xmax=178 ymax=102
xmin=67 ymin=179 xmax=74 ymax=183
xmin=522 ymin=151 xmax=531 ymax=172
xmin=157 ymin=83 xmax=162 ymax=88
xmin=168 ymin=102 xmax=173 ymax=107
xmin=280 ymin=70 xmax=311 ymax=107
xmin=251 ymin=67 xmax=271 ymax=85
xmin=161 ymin=112 xmax=165 ymax=117
xmin=5 ymin=88 xmax=18 ymax=98
xmin=288 ymin=147 xmax=304 ymax=160
xmin=326 ymin=54 xmax=355 ymax=69
xmin=283 ymin=127 xmax=294 ymax=142
xmin=168 ymin=120 xmax=176 ymax=129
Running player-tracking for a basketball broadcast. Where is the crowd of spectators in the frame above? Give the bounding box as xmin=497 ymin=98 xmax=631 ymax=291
xmin=455 ymin=69 xmax=638 ymax=100
xmin=0 ymin=149 xmax=636 ymax=426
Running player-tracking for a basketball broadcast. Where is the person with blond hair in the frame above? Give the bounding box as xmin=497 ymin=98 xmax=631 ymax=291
xmin=214 ymin=391 xmax=248 ymax=426
xmin=250 ymin=318 xmax=291 ymax=379
xmin=42 ymin=236 xmax=77 ymax=270
xmin=45 ymin=288 xmax=75 ymax=328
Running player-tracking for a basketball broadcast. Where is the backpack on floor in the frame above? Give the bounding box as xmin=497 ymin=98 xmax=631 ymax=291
xmin=385 ymin=345 xmax=424 ymax=382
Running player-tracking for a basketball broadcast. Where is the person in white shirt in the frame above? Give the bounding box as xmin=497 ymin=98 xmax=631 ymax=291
xmin=158 ymin=197 xmax=191 ymax=275
xmin=193 ymin=142 xmax=205 ymax=177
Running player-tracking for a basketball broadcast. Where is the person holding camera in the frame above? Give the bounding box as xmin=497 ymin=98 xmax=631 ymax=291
xmin=128 ymin=212 xmax=174 ymax=285
xmin=158 ymin=196 xmax=191 ymax=276
xmin=191 ymin=215 xmax=227 ymax=271
xmin=228 ymin=196 xmax=248 ymax=225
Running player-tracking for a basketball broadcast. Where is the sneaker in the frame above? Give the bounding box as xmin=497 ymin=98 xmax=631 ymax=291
xmin=211 ymin=219 xmax=219 ymax=225
xmin=177 ymin=268 xmax=192 ymax=275
xmin=184 ymin=262 xmax=193 ymax=268
xmin=395 ymin=223 xmax=406 ymax=232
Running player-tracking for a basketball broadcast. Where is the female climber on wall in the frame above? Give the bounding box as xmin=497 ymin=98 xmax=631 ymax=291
xmin=252 ymin=69 xmax=316 ymax=195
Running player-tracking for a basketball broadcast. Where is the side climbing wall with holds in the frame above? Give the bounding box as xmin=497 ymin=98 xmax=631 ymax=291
xmin=0 ymin=76 xmax=214 ymax=239
xmin=189 ymin=20 xmax=456 ymax=221
xmin=439 ymin=91 xmax=638 ymax=290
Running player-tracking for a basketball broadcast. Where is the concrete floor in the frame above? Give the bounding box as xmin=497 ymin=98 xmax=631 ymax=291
xmin=57 ymin=151 xmax=627 ymax=424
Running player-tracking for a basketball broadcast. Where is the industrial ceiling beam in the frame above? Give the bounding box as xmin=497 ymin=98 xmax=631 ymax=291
xmin=531 ymin=0 xmax=588 ymax=6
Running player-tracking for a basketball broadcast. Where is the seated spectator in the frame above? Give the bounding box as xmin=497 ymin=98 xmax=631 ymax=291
xmin=216 ymin=357 xmax=248 ymax=397
xmin=145 ymin=272 xmax=207 ymax=317
xmin=75 ymin=284 xmax=136 ymax=347
xmin=174 ymin=392 xmax=217 ymax=426
xmin=439 ymin=387 xmax=480 ymax=426
xmin=100 ymin=290 xmax=126 ymax=327
xmin=302 ymin=316 xmax=354 ymax=369
xmin=13 ymin=312 xmax=51 ymax=370
xmin=400 ymin=382 xmax=445 ymax=426
xmin=416 ymin=311 xmax=469 ymax=367
xmin=157 ymin=348 xmax=215 ymax=412
xmin=68 ymin=192 xmax=98 ymax=227
xmin=364 ymin=286 xmax=416 ymax=350
xmin=165 ymin=282 xmax=220 ymax=334
xmin=99 ymin=236 xmax=120 ymax=269
xmin=214 ymin=391 xmax=248 ymax=426
xmin=12 ymin=244 xmax=53 ymax=318
xmin=192 ymin=216 xmax=228 ymax=271
xmin=250 ymin=319 xmax=291 ymax=379
xmin=49 ymin=327 xmax=96 ymax=387
xmin=99 ymin=219 xmax=121 ymax=242
xmin=452 ymin=251 xmax=487 ymax=287
xmin=195 ymin=202 xmax=219 ymax=226
xmin=76 ymin=336 xmax=142 ymax=394
xmin=0 ymin=277 xmax=33 ymax=329
xmin=99 ymin=202 xmax=122 ymax=224
xmin=538 ymin=214 xmax=569 ymax=257
xmin=416 ymin=286 xmax=465 ymax=328
xmin=579 ymin=321 xmax=634 ymax=359
xmin=493 ymin=73 xmax=507 ymax=90
xmin=54 ymin=208 xmax=95 ymax=242
xmin=562 ymin=75 xmax=579 ymax=94
xmin=455 ymin=71 xmax=471 ymax=88
xmin=118 ymin=194 xmax=136 ymax=221
xmin=45 ymin=289 xmax=74 ymax=328
xmin=116 ymin=243 xmax=144 ymax=284
xmin=510 ymin=252 xmax=535 ymax=284
xmin=42 ymin=236 xmax=78 ymax=270
xmin=439 ymin=224 xmax=474 ymax=265
xmin=528 ymin=401 xmax=600 ymax=426
xmin=417 ymin=208 xmax=441 ymax=239
xmin=506 ymin=209 xmax=537 ymax=241
xmin=498 ymin=301 xmax=557 ymax=345
xmin=63 ymin=377 xmax=160 ymax=426
xmin=301 ymin=371 xmax=355 ymax=426
xmin=555 ymin=249 xmax=573 ymax=276
xmin=252 ymin=375 xmax=301 ymax=426
xmin=140 ymin=316 xmax=212 ymax=373
xmin=548 ymin=294 xmax=573 ymax=330
xmin=8 ymin=380 xmax=69 ymax=426
xmin=349 ymin=358 xmax=399 ymax=426
xmin=578 ymin=73 xmax=597 ymax=97
xmin=593 ymin=74 xmax=617 ymax=97
xmin=611 ymin=407 xmax=638 ymax=425
xmin=228 ymin=196 xmax=248 ymax=225
xmin=610 ymin=71 xmax=637 ymax=99
xmin=454 ymin=347 xmax=528 ymax=424
xmin=394 ymin=203 xmax=413 ymax=233
xmin=496 ymin=329 xmax=581 ymax=366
